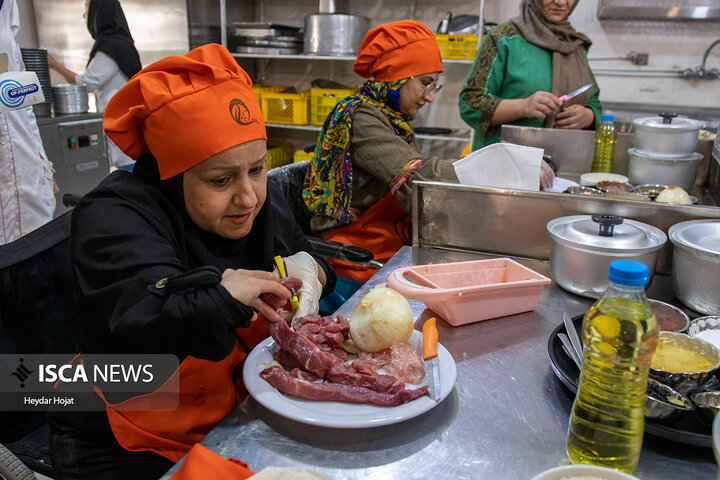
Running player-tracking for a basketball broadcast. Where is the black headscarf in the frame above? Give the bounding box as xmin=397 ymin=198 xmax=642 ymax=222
xmin=86 ymin=0 xmax=142 ymax=80
xmin=132 ymin=153 xmax=317 ymax=274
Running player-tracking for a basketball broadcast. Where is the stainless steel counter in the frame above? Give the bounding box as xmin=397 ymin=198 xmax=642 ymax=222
xmin=163 ymin=246 xmax=717 ymax=480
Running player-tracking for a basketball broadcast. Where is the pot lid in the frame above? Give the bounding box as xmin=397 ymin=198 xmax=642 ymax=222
xmin=669 ymin=219 xmax=720 ymax=256
xmin=547 ymin=215 xmax=667 ymax=251
xmin=627 ymin=148 xmax=703 ymax=162
xmin=633 ymin=113 xmax=704 ymax=132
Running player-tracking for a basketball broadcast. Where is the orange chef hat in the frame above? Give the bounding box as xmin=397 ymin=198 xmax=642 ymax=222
xmin=104 ymin=43 xmax=266 ymax=180
xmin=353 ymin=20 xmax=443 ymax=82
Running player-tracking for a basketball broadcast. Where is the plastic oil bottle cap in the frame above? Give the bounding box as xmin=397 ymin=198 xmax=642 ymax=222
xmin=602 ymin=114 xmax=614 ymax=122
xmin=608 ymin=260 xmax=649 ymax=286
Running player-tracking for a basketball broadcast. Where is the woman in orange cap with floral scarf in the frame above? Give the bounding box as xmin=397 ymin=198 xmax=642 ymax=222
xmin=48 ymin=44 xmax=335 ymax=479
xmin=303 ymin=20 xmax=459 ymax=283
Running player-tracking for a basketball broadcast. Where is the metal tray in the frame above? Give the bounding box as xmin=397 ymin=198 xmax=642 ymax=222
xmin=236 ymin=46 xmax=302 ymax=55
xmin=232 ymin=22 xmax=301 ymax=38
xmin=548 ymin=314 xmax=713 ymax=448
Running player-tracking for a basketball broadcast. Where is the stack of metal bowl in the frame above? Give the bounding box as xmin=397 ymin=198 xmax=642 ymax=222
xmin=51 ymin=84 xmax=89 ymax=114
xmin=668 ymin=220 xmax=720 ymax=315
xmin=627 ymin=112 xmax=704 ymax=191
xmin=20 ymin=48 xmax=53 ymax=117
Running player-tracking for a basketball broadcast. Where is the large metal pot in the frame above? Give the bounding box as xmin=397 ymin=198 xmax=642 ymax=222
xmin=303 ymin=13 xmax=370 ymax=56
xmin=633 ymin=113 xmax=703 ymax=157
xmin=627 ymin=148 xmax=703 ymax=192
xmin=669 ymin=220 xmax=720 ymax=315
xmin=547 ymin=214 xmax=667 ymax=298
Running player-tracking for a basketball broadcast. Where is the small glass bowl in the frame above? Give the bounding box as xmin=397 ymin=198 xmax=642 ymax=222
xmin=634 ymin=184 xmax=669 ymax=199
xmin=648 ymin=299 xmax=690 ymax=333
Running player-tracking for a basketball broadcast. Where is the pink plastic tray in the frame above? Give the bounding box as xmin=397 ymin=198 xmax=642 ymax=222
xmin=386 ymin=258 xmax=551 ymax=326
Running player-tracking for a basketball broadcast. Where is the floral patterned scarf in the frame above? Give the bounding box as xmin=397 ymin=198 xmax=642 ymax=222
xmin=302 ymin=80 xmax=414 ymax=224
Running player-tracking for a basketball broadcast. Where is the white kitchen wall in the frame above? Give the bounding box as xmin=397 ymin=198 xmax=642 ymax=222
xmin=29 ymin=0 xmax=189 ymax=88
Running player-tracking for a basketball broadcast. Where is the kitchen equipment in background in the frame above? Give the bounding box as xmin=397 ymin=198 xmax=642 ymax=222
xmin=387 ymin=258 xmax=551 ymax=326
xmin=437 ymin=11 xmax=452 ymax=34
xmin=580 ymin=172 xmax=629 ymax=186
xmin=51 ymin=84 xmax=89 ymax=114
xmin=36 ymin=113 xmax=109 ymax=216
xmin=627 ymin=148 xmax=702 ymax=191
xmin=232 ymin=22 xmax=303 ymax=55
xmin=20 ymin=48 xmax=53 ymax=118
xmin=628 ymin=112 xmax=704 ymax=190
xmin=547 ymin=215 xmax=667 ymax=298
xmin=303 ymin=0 xmax=370 ymax=56
xmin=668 ymin=219 xmax=720 ymax=315
xmin=633 ymin=113 xmax=703 ymax=157
xmin=447 ymin=15 xmax=479 ymax=35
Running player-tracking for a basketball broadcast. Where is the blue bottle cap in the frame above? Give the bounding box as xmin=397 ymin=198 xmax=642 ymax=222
xmin=608 ymin=260 xmax=649 ymax=286
xmin=602 ymin=114 xmax=614 ymax=122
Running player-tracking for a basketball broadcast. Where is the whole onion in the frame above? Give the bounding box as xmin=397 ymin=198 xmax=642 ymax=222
xmin=656 ymin=186 xmax=692 ymax=205
xmin=348 ymin=284 xmax=414 ymax=353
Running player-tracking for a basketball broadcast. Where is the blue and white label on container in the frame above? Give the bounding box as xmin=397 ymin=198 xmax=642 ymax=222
xmin=0 ymin=71 xmax=45 ymax=113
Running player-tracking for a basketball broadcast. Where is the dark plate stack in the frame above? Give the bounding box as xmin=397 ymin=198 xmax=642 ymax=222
xmin=232 ymin=22 xmax=303 ymax=55
xmin=20 ymin=48 xmax=53 ymax=117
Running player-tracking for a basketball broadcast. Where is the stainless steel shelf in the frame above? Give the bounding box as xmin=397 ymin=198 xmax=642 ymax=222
xmin=265 ymin=123 xmax=471 ymax=142
xmin=233 ymin=53 xmax=357 ymax=61
xmin=233 ymin=53 xmax=472 ymax=64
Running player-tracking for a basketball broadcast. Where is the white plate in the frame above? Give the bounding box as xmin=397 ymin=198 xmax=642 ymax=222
xmin=243 ymin=330 xmax=457 ymax=428
xmin=545 ymin=177 xmax=580 ymax=193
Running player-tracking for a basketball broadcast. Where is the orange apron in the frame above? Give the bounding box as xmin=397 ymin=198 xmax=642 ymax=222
xmin=324 ymin=191 xmax=409 ymax=282
xmin=93 ymin=317 xmax=269 ymax=463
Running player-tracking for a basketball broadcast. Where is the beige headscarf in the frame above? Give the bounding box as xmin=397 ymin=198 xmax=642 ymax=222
xmin=512 ymin=0 xmax=593 ymax=127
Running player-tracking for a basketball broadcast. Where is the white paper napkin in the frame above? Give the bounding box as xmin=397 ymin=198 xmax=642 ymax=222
xmin=452 ymin=142 xmax=544 ymax=191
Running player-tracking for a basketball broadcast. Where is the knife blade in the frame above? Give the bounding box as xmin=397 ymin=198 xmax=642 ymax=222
xmin=559 ymin=83 xmax=593 ymax=102
xmin=273 ymin=255 xmax=299 ymax=313
xmin=422 ymin=317 xmax=441 ymax=402
xmin=563 ymin=312 xmax=584 ymax=367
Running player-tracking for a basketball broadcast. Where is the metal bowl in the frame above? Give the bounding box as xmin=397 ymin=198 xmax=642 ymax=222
xmin=601 ymin=192 xmax=652 ymax=202
xmin=648 ymin=299 xmax=690 ymax=333
xmin=596 ymin=180 xmax=634 ymax=193
xmin=688 ymin=316 xmax=720 ymax=350
xmin=634 ymin=184 xmax=669 ymax=199
xmin=690 ymin=391 xmax=720 ymax=423
xmin=650 ymin=331 xmax=720 ymax=394
xmin=563 ymin=186 xmax=604 ymax=197
xmin=644 ymin=378 xmax=695 ymax=423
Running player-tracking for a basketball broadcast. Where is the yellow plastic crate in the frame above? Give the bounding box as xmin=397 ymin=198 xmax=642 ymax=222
xmin=293 ymin=150 xmax=313 ymax=163
xmin=261 ymin=91 xmax=310 ymax=125
xmin=266 ymin=143 xmax=292 ymax=170
xmin=251 ymin=85 xmax=287 ymax=114
xmin=435 ymin=34 xmax=479 ymax=60
xmin=310 ymin=87 xmax=357 ymax=126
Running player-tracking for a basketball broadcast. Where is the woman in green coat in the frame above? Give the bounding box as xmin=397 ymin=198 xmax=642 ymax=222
xmin=459 ymin=0 xmax=602 ymax=152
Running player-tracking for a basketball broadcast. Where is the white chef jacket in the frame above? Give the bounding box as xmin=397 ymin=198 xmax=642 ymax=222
xmin=76 ymin=51 xmax=133 ymax=169
xmin=0 ymin=0 xmax=56 ymax=244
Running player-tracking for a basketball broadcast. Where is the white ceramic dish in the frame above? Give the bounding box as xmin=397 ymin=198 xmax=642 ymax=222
xmin=580 ymin=172 xmax=629 ymax=187
xmin=243 ymin=330 xmax=457 ymax=428
xmin=531 ymin=464 xmax=640 ymax=480
xmin=545 ymin=177 xmax=580 ymax=193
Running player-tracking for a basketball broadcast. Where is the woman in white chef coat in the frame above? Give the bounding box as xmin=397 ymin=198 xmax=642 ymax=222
xmin=48 ymin=0 xmax=141 ymax=171
xmin=0 ymin=0 xmax=57 ymax=244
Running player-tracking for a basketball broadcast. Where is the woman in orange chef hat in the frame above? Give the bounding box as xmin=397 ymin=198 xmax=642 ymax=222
xmin=48 ymin=44 xmax=335 ymax=479
xmin=302 ymin=20 xmax=459 ymax=283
